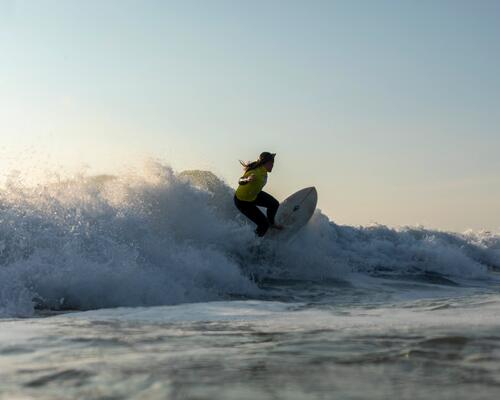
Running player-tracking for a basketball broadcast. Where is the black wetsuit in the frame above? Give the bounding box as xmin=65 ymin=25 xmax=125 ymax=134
xmin=233 ymin=191 xmax=279 ymax=237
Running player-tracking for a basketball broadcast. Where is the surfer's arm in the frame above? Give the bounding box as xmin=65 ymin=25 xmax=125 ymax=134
xmin=238 ymin=174 xmax=256 ymax=185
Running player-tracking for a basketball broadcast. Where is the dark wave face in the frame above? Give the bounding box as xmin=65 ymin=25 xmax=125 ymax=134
xmin=1 ymin=162 xmax=500 ymax=317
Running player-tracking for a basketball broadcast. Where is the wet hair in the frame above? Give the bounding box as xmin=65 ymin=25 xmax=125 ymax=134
xmin=239 ymin=159 xmax=262 ymax=173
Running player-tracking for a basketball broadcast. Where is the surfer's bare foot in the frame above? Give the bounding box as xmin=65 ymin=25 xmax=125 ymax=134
xmin=271 ymin=224 xmax=284 ymax=230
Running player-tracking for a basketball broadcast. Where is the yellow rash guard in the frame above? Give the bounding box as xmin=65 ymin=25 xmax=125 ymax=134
xmin=235 ymin=166 xmax=268 ymax=202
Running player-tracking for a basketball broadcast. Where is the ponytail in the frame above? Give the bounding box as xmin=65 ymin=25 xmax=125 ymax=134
xmin=239 ymin=159 xmax=262 ymax=173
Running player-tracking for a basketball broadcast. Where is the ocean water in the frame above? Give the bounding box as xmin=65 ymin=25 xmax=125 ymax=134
xmin=1 ymin=162 xmax=500 ymax=399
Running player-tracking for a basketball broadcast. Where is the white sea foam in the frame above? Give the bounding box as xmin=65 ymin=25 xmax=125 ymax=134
xmin=1 ymin=161 xmax=499 ymax=317
xmin=31 ymin=295 xmax=500 ymax=335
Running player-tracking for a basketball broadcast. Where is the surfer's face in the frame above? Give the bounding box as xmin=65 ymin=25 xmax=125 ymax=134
xmin=263 ymin=160 xmax=274 ymax=172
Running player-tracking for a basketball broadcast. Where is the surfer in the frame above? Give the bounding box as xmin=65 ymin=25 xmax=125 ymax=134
xmin=234 ymin=152 xmax=283 ymax=237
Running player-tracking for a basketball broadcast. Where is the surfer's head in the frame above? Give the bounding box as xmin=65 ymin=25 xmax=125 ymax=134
xmin=259 ymin=152 xmax=276 ymax=172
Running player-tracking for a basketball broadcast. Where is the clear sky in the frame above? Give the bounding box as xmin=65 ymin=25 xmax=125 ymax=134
xmin=1 ymin=0 xmax=499 ymax=232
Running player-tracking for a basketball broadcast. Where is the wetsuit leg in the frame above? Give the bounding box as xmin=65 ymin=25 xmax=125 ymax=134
xmin=254 ymin=191 xmax=280 ymax=225
xmin=234 ymin=196 xmax=270 ymax=236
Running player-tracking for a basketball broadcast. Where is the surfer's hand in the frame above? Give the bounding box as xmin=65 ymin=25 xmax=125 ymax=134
xmin=238 ymin=174 xmax=256 ymax=185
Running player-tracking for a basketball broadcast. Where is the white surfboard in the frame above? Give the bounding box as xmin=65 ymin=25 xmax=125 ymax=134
xmin=267 ymin=187 xmax=318 ymax=240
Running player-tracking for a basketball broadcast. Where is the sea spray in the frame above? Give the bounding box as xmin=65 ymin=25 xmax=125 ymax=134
xmin=0 ymin=162 xmax=258 ymax=316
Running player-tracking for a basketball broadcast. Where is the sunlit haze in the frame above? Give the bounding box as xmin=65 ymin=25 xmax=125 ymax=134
xmin=1 ymin=0 xmax=499 ymax=231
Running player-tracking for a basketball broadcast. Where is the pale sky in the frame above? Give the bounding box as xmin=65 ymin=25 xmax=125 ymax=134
xmin=1 ymin=0 xmax=499 ymax=232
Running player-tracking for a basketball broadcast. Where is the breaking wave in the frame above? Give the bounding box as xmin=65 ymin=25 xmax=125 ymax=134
xmin=1 ymin=161 xmax=499 ymax=317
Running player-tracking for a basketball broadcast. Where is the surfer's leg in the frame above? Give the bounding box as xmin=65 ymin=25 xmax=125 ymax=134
xmin=255 ymin=191 xmax=280 ymax=225
xmin=234 ymin=196 xmax=270 ymax=236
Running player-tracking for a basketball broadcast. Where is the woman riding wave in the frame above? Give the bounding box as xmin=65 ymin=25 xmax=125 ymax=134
xmin=234 ymin=152 xmax=283 ymax=237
